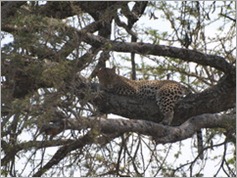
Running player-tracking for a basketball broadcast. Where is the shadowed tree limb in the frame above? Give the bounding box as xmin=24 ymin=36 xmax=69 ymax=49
xmin=78 ymin=32 xmax=234 ymax=74
xmin=89 ymin=74 xmax=235 ymax=126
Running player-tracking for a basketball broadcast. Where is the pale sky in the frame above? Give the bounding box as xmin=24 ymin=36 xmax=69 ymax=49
xmin=1 ymin=1 xmax=235 ymax=177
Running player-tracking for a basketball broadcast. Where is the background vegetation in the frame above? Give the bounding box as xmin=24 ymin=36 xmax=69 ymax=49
xmin=1 ymin=1 xmax=236 ymax=177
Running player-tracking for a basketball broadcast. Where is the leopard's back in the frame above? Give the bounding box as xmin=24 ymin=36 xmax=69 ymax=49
xmin=97 ymin=67 xmax=191 ymax=125
xmin=135 ymin=80 xmax=190 ymax=99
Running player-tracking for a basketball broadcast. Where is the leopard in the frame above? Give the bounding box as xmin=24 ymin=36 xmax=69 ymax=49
xmin=96 ymin=67 xmax=191 ymax=125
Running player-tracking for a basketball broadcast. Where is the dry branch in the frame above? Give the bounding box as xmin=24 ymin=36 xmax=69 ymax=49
xmin=78 ymin=31 xmax=234 ymax=74
xmin=47 ymin=113 xmax=235 ymax=144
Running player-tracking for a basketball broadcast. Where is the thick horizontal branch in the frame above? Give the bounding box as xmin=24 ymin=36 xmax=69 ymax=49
xmin=79 ymin=32 xmax=234 ymax=74
xmin=91 ymin=74 xmax=235 ymax=126
xmin=67 ymin=71 xmax=236 ymax=127
xmin=157 ymin=113 xmax=235 ymax=143
xmin=55 ymin=113 xmax=235 ymax=144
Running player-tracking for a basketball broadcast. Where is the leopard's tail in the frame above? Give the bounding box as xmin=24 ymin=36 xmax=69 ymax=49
xmin=196 ymin=130 xmax=204 ymax=160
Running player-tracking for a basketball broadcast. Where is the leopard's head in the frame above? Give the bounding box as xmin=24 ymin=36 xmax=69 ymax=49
xmin=96 ymin=67 xmax=118 ymax=89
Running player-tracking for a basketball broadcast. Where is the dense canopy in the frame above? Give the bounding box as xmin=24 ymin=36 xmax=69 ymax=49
xmin=1 ymin=1 xmax=236 ymax=177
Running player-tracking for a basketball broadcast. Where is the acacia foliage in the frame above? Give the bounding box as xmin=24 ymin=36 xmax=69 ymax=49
xmin=1 ymin=1 xmax=236 ymax=177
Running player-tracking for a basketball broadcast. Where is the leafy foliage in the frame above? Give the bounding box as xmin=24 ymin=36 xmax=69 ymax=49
xmin=1 ymin=1 xmax=236 ymax=177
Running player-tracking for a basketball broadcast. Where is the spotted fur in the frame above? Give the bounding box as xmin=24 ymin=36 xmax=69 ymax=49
xmin=97 ymin=67 xmax=191 ymax=125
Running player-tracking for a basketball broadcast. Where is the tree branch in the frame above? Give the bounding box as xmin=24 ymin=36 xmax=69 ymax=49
xmin=32 ymin=131 xmax=120 ymax=177
xmin=47 ymin=113 xmax=235 ymax=144
xmin=1 ymin=139 xmax=74 ymax=166
xmin=78 ymin=32 xmax=234 ymax=74
xmin=91 ymin=74 xmax=235 ymax=126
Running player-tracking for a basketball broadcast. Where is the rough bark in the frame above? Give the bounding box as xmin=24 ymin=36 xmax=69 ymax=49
xmin=78 ymin=31 xmax=234 ymax=74
xmin=42 ymin=113 xmax=235 ymax=144
xmin=92 ymin=74 xmax=235 ymax=126
xmin=1 ymin=2 xmax=235 ymax=176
